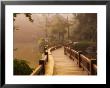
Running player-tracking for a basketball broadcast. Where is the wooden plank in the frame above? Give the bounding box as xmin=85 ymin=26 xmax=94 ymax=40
xmin=45 ymin=54 xmax=54 ymax=75
xmin=52 ymin=47 xmax=88 ymax=75
xmin=30 ymin=65 xmax=42 ymax=75
xmin=44 ymin=47 xmax=55 ymax=75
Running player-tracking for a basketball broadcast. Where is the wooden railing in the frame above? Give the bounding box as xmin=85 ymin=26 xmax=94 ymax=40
xmin=64 ymin=46 xmax=97 ymax=75
xmin=31 ymin=45 xmax=62 ymax=75
xmin=30 ymin=54 xmax=48 ymax=75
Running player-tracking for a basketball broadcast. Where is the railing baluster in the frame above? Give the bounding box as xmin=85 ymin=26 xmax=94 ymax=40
xmin=39 ymin=59 xmax=45 ymax=75
xmin=45 ymin=50 xmax=48 ymax=62
xmin=78 ymin=51 xmax=82 ymax=67
xmin=90 ymin=59 xmax=97 ymax=75
xmin=69 ymin=48 xmax=72 ymax=59
xmin=31 ymin=45 xmax=97 ymax=75
xmin=64 ymin=46 xmax=97 ymax=75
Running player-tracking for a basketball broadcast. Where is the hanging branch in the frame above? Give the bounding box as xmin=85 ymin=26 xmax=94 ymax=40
xmin=13 ymin=13 xmax=34 ymax=22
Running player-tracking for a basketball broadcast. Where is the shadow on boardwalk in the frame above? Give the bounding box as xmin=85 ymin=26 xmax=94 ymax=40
xmin=52 ymin=47 xmax=88 ymax=75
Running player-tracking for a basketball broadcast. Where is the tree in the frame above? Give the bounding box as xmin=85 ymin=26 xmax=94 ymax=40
xmin=49 ymin=14 xmax=67 ymax=44
xmin=71 ymin=13 xmax=97 ymax=42
xmin=13 ymin=13 xmax=33 ymax=22
xmin=38 ymin=38 xmax=46 ymax=53
xmin=14 ymin=59 xmax=33 ymax=75
xmin=13 ymin=13 xmax=34 ymax=30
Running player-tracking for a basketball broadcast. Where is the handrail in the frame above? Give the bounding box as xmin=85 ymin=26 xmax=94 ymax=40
xmin=31 ymin=45 xmax=97 ymax=75
xmin=30 ymin=55 xmax=47 ymax=75
xmin=30 ymin=45 xmax=62 ymax=75
xmin=64 ymin=46 xmax=97 ymax=75
xmin=45 ymin=50 xmax=54 ymax=75
xmin=92 ymin=64 xmax=97 ymax=75
xmin=30 ymin=65 xmax=43 ymax=75
xmin=80 ymin=54 xmax=91 ymax=74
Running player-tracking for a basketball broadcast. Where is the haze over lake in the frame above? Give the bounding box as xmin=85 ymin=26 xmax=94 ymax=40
xmin=13 ymin=13 xmax=73 ymax=68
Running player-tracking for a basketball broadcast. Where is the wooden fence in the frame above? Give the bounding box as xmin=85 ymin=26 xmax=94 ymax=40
xmin=64 ymin=46 xmax=97 ymax=75
xmin=30 ymin=45 xmax=62 ymax=75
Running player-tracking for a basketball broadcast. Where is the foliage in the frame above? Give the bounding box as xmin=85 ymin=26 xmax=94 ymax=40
xmin=38 ymin=38 xmax=46 ymax=53
xmin=13 ymin=13 xmax=34 ymax=31
xmin=71 ymin=41 xmax=96 ymax=53
xmin=71 ymin=41 xmax=97 ymax=59
xmin=49 ymin=14 xmax=67 ymax=44
xmin=71 ymin=13 xmax=97 ymax=42
xmin=13 ymin=13 xmax=33 ymax=22
xmin=14 ymin=59 xmax=33 ymax=75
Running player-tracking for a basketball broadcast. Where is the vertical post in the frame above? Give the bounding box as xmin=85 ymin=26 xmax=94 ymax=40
xmin=90 ymin=59 xmax=96 ymax=75
xmin=78 ymin=51 xmax=82 ymax=67
xmin=39 ymin=60 xmax=45 ymax=75
xmin=69 ymin=48 xmax=72 ymax=59
xmin=45 ymin=50 xmax=48 ymax=62
xmin=44 ymin=44 xmax=48 ymax=62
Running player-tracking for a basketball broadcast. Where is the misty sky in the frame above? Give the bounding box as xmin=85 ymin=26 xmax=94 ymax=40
xmin=14 ymin=13 xmax=75 ymax=43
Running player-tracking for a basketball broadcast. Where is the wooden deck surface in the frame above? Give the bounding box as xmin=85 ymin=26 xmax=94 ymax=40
xmin=52 ymin=47 xmax=88 ymax=75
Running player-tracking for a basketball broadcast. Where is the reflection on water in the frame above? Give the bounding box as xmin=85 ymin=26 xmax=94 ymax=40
xmin=14 ymin=14 xmax=43 ymax=68
xmin=13 ymin=43 xmax=41 ymax=68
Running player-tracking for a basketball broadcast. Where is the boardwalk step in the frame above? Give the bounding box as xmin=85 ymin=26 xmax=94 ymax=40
xmin=52 ymin=47 xmax=88 ymax=75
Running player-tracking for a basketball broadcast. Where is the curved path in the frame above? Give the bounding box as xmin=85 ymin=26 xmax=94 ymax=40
xmin=52 ymin=47 xmax=88 ymax=75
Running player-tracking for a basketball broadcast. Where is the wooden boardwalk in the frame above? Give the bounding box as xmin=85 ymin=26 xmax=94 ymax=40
xmin=52 ymin=47 xmax=88 ymax=75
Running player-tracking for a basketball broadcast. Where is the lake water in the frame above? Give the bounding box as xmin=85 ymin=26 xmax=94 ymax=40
xmin=13 ymin=14 xmax=43 ymax=68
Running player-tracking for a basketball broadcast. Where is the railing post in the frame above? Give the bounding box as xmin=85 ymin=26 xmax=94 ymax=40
xmin=90 ymin=59 xmax=96 ymax=75
xmin=47 ymin=51 xmax=48 ymax=62
xmin=45 ymin=50 xmax=48 ymax=62
xmin=78 ymin=51 xmax=82 ymax=67
xmin=69 ymin=48 xmax=72 ymax=59
xmin=39 ymin=59 xmax=45 ymax=75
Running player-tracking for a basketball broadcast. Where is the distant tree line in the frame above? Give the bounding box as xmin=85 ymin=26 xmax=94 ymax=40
xmin=71 ymin=13 xmax=97 ymax=42
xmin=13 ymin=13 xmax=97 ymax=44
